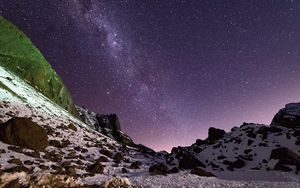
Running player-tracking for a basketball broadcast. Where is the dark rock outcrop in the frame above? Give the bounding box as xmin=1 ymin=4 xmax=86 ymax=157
xmin=208 ymin=127 xmax=226 ymax=143
xmin=0 ymin=117 xmax=48 ymax=151
xmin=76 ymin=106 xmax=134 ymax=146
xmin=271 ymin=103 xmax=300 ymax=128
xmin=149 ymin=163 xmax=168 ymax=175
xmin=270 ymin=147 xmax=300 ymax=167
xmin=178 ymin=153 xmax=206 ymax=169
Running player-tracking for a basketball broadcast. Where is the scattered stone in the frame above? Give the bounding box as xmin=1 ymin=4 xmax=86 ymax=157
xmin=3 ymin=165 xmax=32 ymax=174
xmin=114 ymin=152 xmax=124 ymax=164
xmin=7 ymin=159 xmax=22 ymax=165
xmin=99 ymin=149 xmax=114 ymax=158
xmin=76 ymin=160 xmax=84 ymax=165
xmin=65 ymin=166 xmax=77 ymax=177
xmin=224 ymin=159 xmax=245 ymax=170
xmin=67 ymin=123 xmax=78 ymax=132
xmin=98 ymin=156 xmax=109 ymax=162
xmin=24 ymin=160 xmax=33 ymax=165
xmin=86 ymin=162 xmax=104 ymax=174
xmin=149 ymin=163 xmax=168 ymax=175
xmin=49 ymin=140 xmax=61 ymax=148
xmin=191 ymin=167 xmax=216 ymax=177
xmin=39 ymin=165 xmax=49 ymax=170
xmin=217 ymin=155 xmax=226 ymax=160
xmin=130 ymin=161 xmax=142 ymax=169
xmin=168 ymin=167 xmax=179 ymax=174
xmin=121 ymin=168 xmax=128 ymax=173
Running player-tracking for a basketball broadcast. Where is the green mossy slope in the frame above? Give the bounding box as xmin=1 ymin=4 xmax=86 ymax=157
xmin=0 ymin=16 xmax=76 ymax=114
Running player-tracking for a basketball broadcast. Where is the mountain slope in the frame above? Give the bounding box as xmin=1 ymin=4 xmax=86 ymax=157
xmin=0 ymin=16 xmax=299 ymax=187
xmin=0 ymin=16 xmax=75 ymax=114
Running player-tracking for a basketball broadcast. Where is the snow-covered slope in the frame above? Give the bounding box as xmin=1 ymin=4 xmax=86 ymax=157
xmin=167 ymin=122 xmax=300 ymax=182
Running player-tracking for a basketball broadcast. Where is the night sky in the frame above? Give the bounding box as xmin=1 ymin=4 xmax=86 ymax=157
xmin=1 ymin=0 xmax=300 ymax=151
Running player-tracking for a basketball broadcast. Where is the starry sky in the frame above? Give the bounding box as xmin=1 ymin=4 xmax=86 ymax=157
xmin=1 ymin=0 xmax=300 ymax=151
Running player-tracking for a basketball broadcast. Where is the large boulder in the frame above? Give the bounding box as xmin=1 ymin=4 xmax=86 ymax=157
xmin=271 ymin=103 xmax=300 ymax=128
xmin=270 ymin=147 xmax=300 ymax=166
xmin=208 ymin=127 xmax=226 ymax=142
xmin=0 ymin=117 xmax=48 ymax=151
xmin=178 ymin=153 xmax=206 ymax=169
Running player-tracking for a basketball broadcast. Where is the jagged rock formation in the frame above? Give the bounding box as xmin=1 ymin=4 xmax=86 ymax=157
xmin=0 ymin=16 xmax=76 ymax=114
xmin=272 ymin=103 xmax=300 ymax=128
xmin=76 ymin=106 xmax=134 ymax=146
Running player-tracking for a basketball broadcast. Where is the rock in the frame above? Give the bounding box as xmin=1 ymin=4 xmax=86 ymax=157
xmin=0 ymin=117 xmax=48 ymax=151
xmin=98 ymin=156 xmax=109 ymax=162
xmin=67 ymin=123 xmax=78 ymax=132
xmin=65 ymin=166 xmax=77 ymax=177
xmin=168 ymin=167 xmax=179 ymax=173
xmin=99 ymin=149 xmax=114 ymax=158
xmin=60 ymin=139 xmax=71 ymax=148
xmin=208 ymin=127 xmax=226 ymax=142
xmin=49 ymin=140 xmax=61 ymax=148
xmin=7 ymin=158 xmax=22 ymax=165
xmin=191 ymin=167 xmax=216 ymax=177
xmin=3 ymin=178 xmax=20 ymax=188
xmin=217 ymin=155 xmax=226 ymax=160
xmin=24 ymin=160 xmax=33 ymax=165
xmin=121 ymin=168 xmax=128 ymax=173
xmin=247 ymin=139 xmax=254 ymax=146
xmin=39 ymin=165 xmax=49 ymax=170
xmin=193 ymin=147 xmax=202 ymax=153
xmin=101 ymin=177 xmax=131 ymax=188
xmin=61 ymin=161 xmax=71 ymax=168
xmin=3 ymin=165 xmax=32 ymax=174
xmin=178 ymin=153 xmax=206 ymax=169
xmin=224 ymin=159 xmax=245 ymax=170
xmin=76 ymin=160 xmax=84 ymax=165
xmin=195 ymin=139 xmax=205 ymax=145
xmin=24 ymin=151 xmax=40 ymax=158
xmin=149 ymin=163 xmax=168 ymax=175
xmin=270 ymin=147 xmax=300 ymax=166
xmin=274 ymin=163 xmax=293 ymax=172
xmin=86 ymin=162 xmax=104 ymax=174
xmin=271 ymin=103 xmax=300 ymax=128
xmin=130 ymin=161 xmax=142 ymax=169
xmin=113 ymin=152 xmax=124 ymax=164
xmin=244 ymin=149 xmax=252 ymax=154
